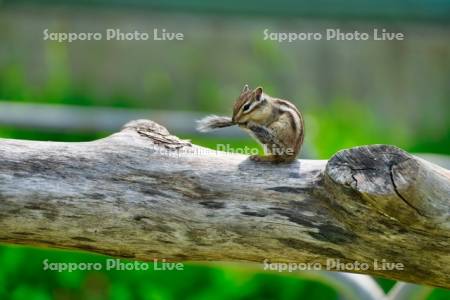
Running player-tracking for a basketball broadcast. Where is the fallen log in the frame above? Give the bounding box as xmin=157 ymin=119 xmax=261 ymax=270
xmin=0 ymin=120 xmax=448 ymax=288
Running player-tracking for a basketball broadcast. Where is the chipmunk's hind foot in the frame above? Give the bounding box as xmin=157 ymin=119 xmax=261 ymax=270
xmin=249 ymin=155 xmax=296 ymax=164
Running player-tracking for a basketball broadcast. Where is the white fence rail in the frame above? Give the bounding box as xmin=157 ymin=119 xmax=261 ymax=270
xmin=0 ymin=101 xmax=244 ymax=137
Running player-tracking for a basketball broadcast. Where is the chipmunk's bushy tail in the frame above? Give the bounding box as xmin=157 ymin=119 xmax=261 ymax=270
xmin=196 ymin=115 xmax=234 ymax=132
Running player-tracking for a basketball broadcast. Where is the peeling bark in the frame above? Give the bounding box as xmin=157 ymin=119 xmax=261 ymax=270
xmin=0 ymin=120 xmax=449 ymax=288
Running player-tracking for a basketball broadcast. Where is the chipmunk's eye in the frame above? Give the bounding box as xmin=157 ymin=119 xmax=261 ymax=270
xmin=243 ymin=103 xmax=251 ymax=112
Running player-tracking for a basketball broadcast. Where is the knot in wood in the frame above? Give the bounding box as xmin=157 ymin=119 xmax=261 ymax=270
xmin=123 ymin=119 xmax=191 ymax=150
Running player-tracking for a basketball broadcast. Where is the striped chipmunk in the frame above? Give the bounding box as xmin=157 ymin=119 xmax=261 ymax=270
xmin=196 ymin=84 xmax=304 ymax=163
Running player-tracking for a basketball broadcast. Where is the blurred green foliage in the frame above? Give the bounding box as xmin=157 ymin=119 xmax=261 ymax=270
xmin=0 ymin=245 xmax=341 ymax=300
xmin=1 ymin=58 xmax=449 ymax=158
xmin=308 ymin=99 xmax=410 ymax=158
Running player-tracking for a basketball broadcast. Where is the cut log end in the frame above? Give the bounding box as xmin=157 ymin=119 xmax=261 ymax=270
xmin=325 ymin=145 xmax=450 ymax=231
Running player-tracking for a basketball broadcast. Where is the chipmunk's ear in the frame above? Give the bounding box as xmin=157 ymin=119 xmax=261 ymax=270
xmin=255 ymin=87 xmax=263 ymax=101
xmin=242 ymin=84 xmax=250 ymax=93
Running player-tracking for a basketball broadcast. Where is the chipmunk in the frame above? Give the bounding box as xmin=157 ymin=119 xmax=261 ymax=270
xmin=197 ymin=85 xmax=304 ymax=163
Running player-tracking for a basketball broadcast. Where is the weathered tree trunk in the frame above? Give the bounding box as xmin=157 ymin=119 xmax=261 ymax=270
xmin=0 ymin=120 xmax=448 ymax=288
